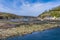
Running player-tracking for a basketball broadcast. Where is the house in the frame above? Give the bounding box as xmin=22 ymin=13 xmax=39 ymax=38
xmin=43 ymin=16 xmax=56 ymax=20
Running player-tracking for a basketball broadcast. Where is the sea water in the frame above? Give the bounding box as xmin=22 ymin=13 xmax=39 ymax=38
xmin=6 ymin=27 xmax=60 ymax=40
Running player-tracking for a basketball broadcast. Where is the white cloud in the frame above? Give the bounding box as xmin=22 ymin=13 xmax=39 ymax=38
xmin=16 ymin=2 xmax=60 ymax=16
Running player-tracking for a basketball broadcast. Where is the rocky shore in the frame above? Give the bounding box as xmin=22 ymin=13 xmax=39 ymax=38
xmin=0 ymin=23 xmax=59 ymax=39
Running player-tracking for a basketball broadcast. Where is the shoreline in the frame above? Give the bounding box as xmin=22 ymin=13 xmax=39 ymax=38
xmin=5 ymin=26 xmax=60 ymax=40
xmin=0 ymin=23 xmax=59 ymax=39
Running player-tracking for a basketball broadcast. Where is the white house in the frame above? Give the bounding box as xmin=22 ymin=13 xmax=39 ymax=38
xmin=43 ymin=16 xmax=56 ymax=20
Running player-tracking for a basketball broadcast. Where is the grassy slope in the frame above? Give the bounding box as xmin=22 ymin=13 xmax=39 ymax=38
xmin=38 ymin=6 xmax=60 ymax=18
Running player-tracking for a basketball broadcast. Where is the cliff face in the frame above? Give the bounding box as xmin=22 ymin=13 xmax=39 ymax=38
xmin=38 ymin=6 xmax=60 ymax=18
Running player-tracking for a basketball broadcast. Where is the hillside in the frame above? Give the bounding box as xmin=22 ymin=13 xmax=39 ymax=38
xmin=0 ymin=12 xmax=20 ymax=19
xmin=38 ymin=6 xmax=60 ymax=18
xmin=0 ymin=12 xmax=37 ymax=20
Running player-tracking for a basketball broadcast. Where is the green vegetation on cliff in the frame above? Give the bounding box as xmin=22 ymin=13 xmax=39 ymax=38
xmin=38 ymin=6 xmax=60 ymax=18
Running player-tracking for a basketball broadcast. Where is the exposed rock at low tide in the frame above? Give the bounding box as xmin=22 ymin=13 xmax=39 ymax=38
xmin=0 ymin=23 xmax=59 ymax=39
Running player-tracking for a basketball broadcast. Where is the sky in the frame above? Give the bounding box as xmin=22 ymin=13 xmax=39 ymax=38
xmin=0 ymin=0 xmax=60 ymax=17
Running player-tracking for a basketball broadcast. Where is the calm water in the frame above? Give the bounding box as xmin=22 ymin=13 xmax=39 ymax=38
xmin=6 ymin=27 xmax=60 ymax=40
